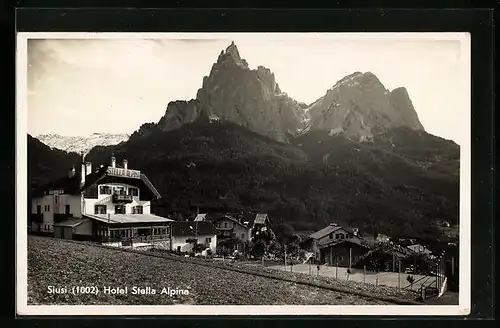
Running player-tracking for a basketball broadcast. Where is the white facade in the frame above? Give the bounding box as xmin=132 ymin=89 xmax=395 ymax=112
xmin=31 ymin=192 xmax=82 ymax=232
xmin=83 ymin=182 xmax=151 ymax=216
xmin=31 ymin=176 xmax=153 ymax=234
xmin=171 ymin=234 xmax=217 ymax=253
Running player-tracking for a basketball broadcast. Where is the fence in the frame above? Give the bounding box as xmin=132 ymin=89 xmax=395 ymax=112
xmin=419 ymin=252 xmax=447 ymax=301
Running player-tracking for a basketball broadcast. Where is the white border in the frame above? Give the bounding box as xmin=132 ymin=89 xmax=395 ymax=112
xmin=16 ymin=32 xmax=471 ymax=316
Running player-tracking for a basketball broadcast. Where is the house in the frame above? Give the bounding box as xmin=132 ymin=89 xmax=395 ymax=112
xmin=170 ymin=221 xmax=218 ymax=254
xmin=30 ymin=155 xmax=173 ymax=248
xmin=245 ymin=213 xmax=274 ymax=241
xmin=194 ymin=213 xmax=207 ymax=222
xmin=376 ymin=233 xmax=391 ymax=243
xmin=309 ymin=223 xmax=370 ymax=268
xmin=208 ymin=214 xmax=250 ymax=241
xmin=204 ymin=213 xmax=251 ymax=254
xmin=407 ymin=243 xmax=433 ymax=256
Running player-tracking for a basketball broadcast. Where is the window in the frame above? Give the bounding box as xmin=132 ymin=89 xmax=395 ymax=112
xmin=65 ymin=204 xmax=71 ymax=214
xmin=54 ymin=195 xmax=59 ymax=204
xmin=206 ymin=237 xmax=211 ymax=244
xmin=94 ymin=205 xmax=107 ymax=214
xmin=45 ymin=205 xmax=50 ymax=212
xmin=99 ymin=185 xmax=112 ymax=195
xmin=241 ymin=233 xmax=245 ymax=240
xmin=128 ymin=187 xmax=139 ymax=196
xmin=329 ymin=233 xmax=333 ymax=239
xmin=115 ymin=205 xmax=126 ymax=214
xmin=133 ymin=206 xmax=143 ymax=214
xmin=36 ymin=205 xmax=41 ymax=214
xmin=224 ymin=222 xmax=228 ymax=228
xmin=335 ymin=234 xmax=340 ymax=239
xmin=114 ymin=186 xmax=125 ymax=195
xmin=340 ymin=234 xmax=345 ymax=239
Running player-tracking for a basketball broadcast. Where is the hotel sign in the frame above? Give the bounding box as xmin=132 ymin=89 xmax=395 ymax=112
xmin=107 ymin=167 xmax=141 ymax=179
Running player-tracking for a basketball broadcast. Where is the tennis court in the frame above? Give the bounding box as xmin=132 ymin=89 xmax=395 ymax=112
xmin=269 ymin=263 xmax=436 ymax=291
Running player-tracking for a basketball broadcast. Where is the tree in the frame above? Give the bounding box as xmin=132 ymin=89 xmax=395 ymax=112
xmin=251 ymin=239 xmax=267 ymax=259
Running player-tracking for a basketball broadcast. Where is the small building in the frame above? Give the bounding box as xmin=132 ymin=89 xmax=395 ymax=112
xmin=170 ymin=221 xmax=218 ymax=254
xmin=310 ymin=223 xmax=370 ymax=267
xmin=53 ymin=217 xmax=92 ymax=240
xmin=407 ymin=243 xmax=433 ymax=255
xmin=246 ymin=213 xmax=274 ymax=241
xmin=376 ymin=233 xmax=391 ymax=243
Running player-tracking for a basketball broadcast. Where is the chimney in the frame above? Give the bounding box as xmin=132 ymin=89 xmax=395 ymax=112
xmin=68 ymin=166 xmax=76 ymax=178
xmin=123 ymin=159 xmax=128 ymax=170
xmin=80 ymin=152 xmax=85 ymax=186
xmin=80 ymin=162 xmax=86 ymax=186
xmin=85 ymin=162 xmax=92 ymax=175
xmin=111 ymin=156 xmax=116 ymax=168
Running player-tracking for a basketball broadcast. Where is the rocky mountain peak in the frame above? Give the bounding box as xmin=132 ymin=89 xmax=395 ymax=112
xmin=216 ymin=41 xmax=249 ymax=69
xmin=306 ymin=71 xmax=425 ymax=141
xmin=159 ymin=42 xmax=307 ymax=142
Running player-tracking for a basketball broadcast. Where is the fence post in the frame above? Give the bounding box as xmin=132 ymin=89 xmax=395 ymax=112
xmin=336 ymin=262 xmax=338 ymax=279
xmin=363 ymin=265 xmax=366 ymax=283
xmin=376 ymin=271 xmax=379 ymax=286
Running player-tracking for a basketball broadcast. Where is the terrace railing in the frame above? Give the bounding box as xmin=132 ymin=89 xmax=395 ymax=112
xmin=112 ymin=193 xmax=133 ymax=204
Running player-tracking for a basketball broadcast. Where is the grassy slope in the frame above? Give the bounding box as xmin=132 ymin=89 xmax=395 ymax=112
xmin=28 ymin=236 xmax=389 ymax=305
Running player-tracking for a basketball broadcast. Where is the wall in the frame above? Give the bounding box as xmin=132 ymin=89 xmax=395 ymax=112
xmin=213 ymin=218 xmax=249 ymax=241
xmin=83 ymin=182 xmax=151 ymax=215
xmin=31 ymin=194 xmax=81 ymax=233
xmin=171 ymin=234 xmax=217 ymax=253
xmin=74 ymin=219 xmax=93 ymax=235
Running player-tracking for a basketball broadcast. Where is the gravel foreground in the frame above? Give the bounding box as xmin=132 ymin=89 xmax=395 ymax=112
xmin=28 ymin=236 xmax=393 ymax=305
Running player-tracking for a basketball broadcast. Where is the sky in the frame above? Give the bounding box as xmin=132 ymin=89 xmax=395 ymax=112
xmin=26 ymin=33 xmax=469 ymax=145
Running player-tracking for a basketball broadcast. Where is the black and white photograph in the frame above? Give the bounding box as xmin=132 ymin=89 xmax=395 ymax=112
xmin=16 ymin=32 xmax=471 ymax=316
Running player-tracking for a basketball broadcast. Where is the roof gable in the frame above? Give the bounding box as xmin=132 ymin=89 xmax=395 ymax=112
xmin=310 ymin=224 xmax=342 ymax=239
xmin=171 ymin=221 xmax=218 ymax=237
xmin=254 ymin=213 xmax=269 ymax=225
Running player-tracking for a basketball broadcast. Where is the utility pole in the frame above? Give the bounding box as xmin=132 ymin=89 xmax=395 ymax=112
xmin=284 ymin=244 xmax=287 ymax=269
xmin=349 ymin=247 xmax=352 ymax=272
xmin=398 ymin=259 xmax=401 ymax=289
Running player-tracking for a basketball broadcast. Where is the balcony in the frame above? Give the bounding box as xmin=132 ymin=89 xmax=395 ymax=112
xmin=112 ymin=193 xmax=133 ymax=204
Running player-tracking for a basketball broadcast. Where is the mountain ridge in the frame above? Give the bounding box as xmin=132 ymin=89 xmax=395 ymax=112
xmin=36 ymin=132 xmax=130 ymax=154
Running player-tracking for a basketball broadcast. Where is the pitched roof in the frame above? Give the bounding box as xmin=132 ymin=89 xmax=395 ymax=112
xmin=171 ymin=221 xmax=218 ymax=237
xmin=208 ymin=214 xmax=248 ymax=228
xmin=407 ymin=244 xmax=432 ymax=254
xmin=85 ymin=213 xmax=173 ymax=224
xmin=194 ymin=214 xmax=207 ymax=221
xmin=254 ymin=213 xmax=269 ymax=225
xmin=33 ymin=164 xmax=161 ymax=199
xmin=53 ymin=217 xmax=89 ymax=228
xmin=318 ymin=238 xmax=371 ymax=250
xmin=310 ymin=224 xmax=343 ymax=239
